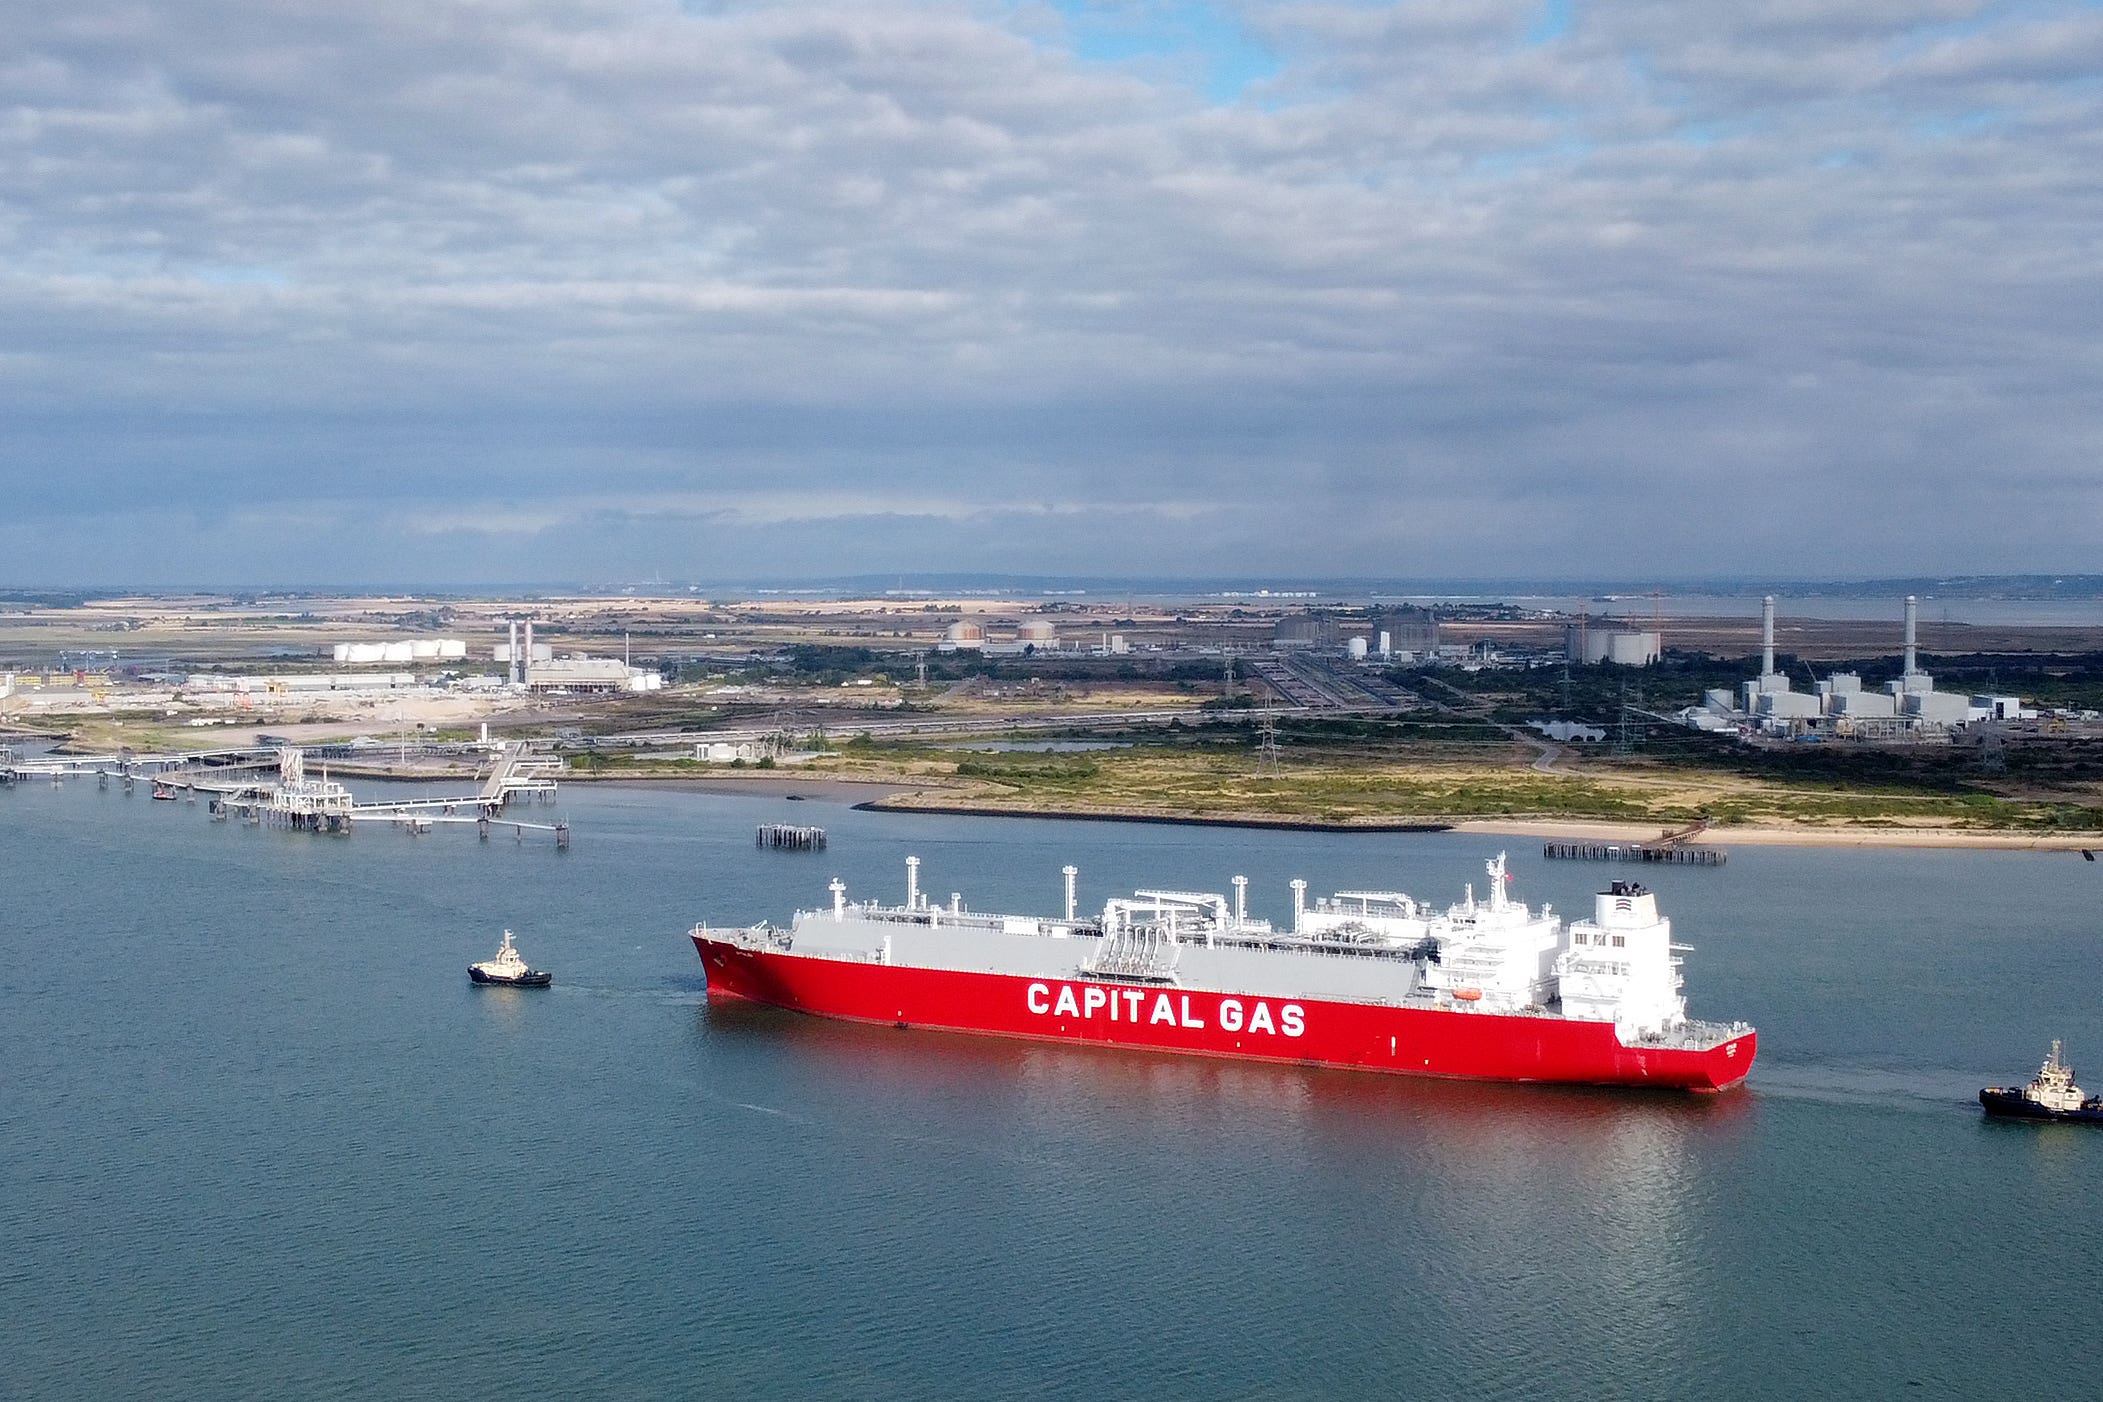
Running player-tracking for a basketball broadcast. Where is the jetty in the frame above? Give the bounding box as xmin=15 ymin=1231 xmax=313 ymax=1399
xmin=758 ymin=823 xmax=827 ymax=851
xmin=1543 ymin=841 xmax=1726 ymax=866
xmin=4 ymin=740 xmax=575 ymax=850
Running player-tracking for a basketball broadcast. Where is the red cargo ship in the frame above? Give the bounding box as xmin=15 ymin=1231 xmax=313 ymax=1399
xmin=692 ymin=854 xmax=1755 ymax=1092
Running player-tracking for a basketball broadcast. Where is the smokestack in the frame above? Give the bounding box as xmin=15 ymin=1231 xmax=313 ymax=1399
xmin=523 ymin=620 xmax=534 ymax=687
xmin=1232 ymin=875 xmax=1248 ymax=926
xmin=507 ymin=620 xmax=519 ymax=685
xmin=1062 ymin=865 xmax=1077 ymax=921
xmin=1904 ymin=595 xmax=1918 ymax=675
xmin=906 ymin=855 xmax=920 ymax=910
xmin=1291 ymin=878 xmax=1307 ymax=935
xmin=1761 ymin=595 xmax=1776 ymax=677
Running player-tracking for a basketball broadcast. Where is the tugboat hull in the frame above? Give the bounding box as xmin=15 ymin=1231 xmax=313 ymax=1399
xmin=469 ymin=966 xmax=552 ymax=988
xmin=1979 ymin=1088 xmax=2103 ymax=1123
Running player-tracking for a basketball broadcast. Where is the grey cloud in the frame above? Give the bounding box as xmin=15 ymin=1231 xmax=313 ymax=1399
xmin=1 ymin=0 xmax=2099 ymax=584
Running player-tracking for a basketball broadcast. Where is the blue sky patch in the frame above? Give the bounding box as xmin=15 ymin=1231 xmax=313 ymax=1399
xmin=1046 ymin=0 xmax=1282 ymax=103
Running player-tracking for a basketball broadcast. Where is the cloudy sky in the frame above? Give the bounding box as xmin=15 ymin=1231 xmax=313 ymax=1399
xmin=4 ymin=0 xmax=2100 ymax=585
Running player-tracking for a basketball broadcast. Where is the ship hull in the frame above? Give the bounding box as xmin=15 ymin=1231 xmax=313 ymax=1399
xmin=693 ymin=937 xmax=1754 ymax=1092
xmin=1979 ymin=1089 xmax=2103 ymax=1122
xmin=469 ymin=966 xmax=551 ymax=987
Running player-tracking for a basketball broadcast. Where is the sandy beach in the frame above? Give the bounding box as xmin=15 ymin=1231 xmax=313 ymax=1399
xmin=1451 ymin=818 xmax=2103 ymax=852
xmin=843 ymin=789 xmax=2103 ymax=850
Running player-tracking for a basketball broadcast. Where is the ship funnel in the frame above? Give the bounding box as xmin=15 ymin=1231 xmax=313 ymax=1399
xmin=1761 ymin=595 xmax=1776 ymax=676
xmin=1290 ymin=878 xmax=1307 ymax=935
xmin=1904 ymin=594 xmax=1918 ymax=675
xmin=1232 ymin=874 xmax=1248 ymax=925
xmin=829 ymin=878 xmax=846 ymax=919
xmin=1062 ymin=865 xmax=1077 ymax=921
xmin=906 ymin=855 xmax=920 ymax=910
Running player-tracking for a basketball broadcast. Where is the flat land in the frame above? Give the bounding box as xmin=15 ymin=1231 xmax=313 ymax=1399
xmin=9 ymin=588 xmax=2103 ymax=849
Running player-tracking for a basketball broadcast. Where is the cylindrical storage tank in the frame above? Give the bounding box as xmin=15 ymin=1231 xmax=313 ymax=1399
xmin=381 ymin=642 xmax=413 ymax=663
xmin=1346 ymin=636 xmax=1369 ymax=660
xmin=531 ymin=643 xmax=552 ymax=663
xmin=411 ymin=640 xmax=440 ymax=659
xmin=332 ymin=644 xmax=351 ymax=663
xmin=437 ymin=640 xmax=467 ymax=659
xmin=1018 ymin=621 xmax=1057 ymax=642
xmin=1606 ymin=631 xmax=1661 ymax=666
xmin=349 ymin=643 xmax=386 ymax=663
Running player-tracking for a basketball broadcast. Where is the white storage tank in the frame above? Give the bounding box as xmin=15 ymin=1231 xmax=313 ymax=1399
xmin=410 ymin=640 xmax=440 ymax=659
xmin=1605 ymin=631 xmax=1661 ymax=666
xmin=1346 ymin=636 xmax=1369 ymax=660
xmin=331 ymin=644 xmax=352 ymax=663
xmin=381 ymin=642 xmax=413 ymax=663
xmin=437 ymin=640 xmax=467 ymax=660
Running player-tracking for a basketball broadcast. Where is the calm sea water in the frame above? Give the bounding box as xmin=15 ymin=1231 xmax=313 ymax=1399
xmin=4 ymin=779 xmax=2100 ymax=1399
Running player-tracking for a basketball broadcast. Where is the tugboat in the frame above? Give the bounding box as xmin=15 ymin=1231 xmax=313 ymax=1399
xmin=469 ymin=929 xmax=552 ymax=988
xmin=1980 ymin=1041 xmax=2103 ymax=1123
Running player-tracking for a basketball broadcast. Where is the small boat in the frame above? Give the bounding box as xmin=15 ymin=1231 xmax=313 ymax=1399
xmin=469 ymin=929 xmax=552 ymax=988
xmin=1980 ymin=1041 xmax=2103 ymax=1123
xmin=151 ymin=784 xmax=178 ymax=800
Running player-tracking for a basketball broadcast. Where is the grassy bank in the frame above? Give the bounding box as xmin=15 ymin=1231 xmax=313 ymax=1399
xmin=843 ymin=741 xmax=2103 ymax=833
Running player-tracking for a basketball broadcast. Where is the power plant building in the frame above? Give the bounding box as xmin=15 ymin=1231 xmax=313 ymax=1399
xmin=1689 ymin=595 xmax=2012 ymax=738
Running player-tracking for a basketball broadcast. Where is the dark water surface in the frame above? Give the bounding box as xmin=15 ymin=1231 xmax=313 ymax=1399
xmin=4 ymin=781 xmax=2099 ymax=1399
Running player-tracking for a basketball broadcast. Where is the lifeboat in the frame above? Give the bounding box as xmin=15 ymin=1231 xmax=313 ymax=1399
xmin=1454 ymin=988 xmax=1483 ymax=1002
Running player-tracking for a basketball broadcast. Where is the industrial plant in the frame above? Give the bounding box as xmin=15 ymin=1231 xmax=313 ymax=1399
xmin=493 ymin=619 xmax=663 ymax=694
xmin=1682 ymin=595 xmax=2030 ymax=739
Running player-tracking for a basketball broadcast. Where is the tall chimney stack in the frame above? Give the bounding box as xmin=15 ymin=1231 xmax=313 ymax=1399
xmin=1904 ymin=595 xmax=1918 ymax=676
xmin=1761 ymin=595 xmax=1776 ymax=677
xmin=507 ymin=620 xmax=520 ymax=685
xmin=523 ymin=620 xmax=534 ymax=687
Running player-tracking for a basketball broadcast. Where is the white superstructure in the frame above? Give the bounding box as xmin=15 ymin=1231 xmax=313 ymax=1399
xmin=1556 ymin=882 xmax=1689 ymax=1039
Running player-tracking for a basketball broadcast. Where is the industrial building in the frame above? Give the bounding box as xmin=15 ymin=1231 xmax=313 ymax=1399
xmin=1685 ymin=596 xmax=2030 ymax=738
xmin=938 ymin=619 xmax=1081 ymax=655
xmin=331 ymin=640 xmax=467 ymax=664
xmin=494 ymin=620 xmax=663 ymax=693
xmin=1564 ymin=623 xmax=1662 ymax=666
